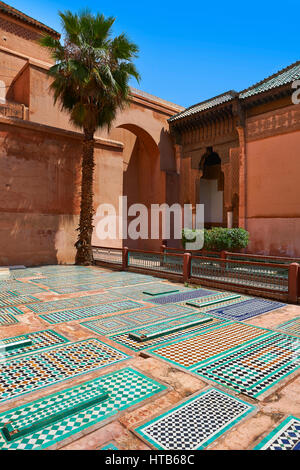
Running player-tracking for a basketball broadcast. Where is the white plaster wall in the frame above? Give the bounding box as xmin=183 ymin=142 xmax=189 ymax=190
xmin=200 ymin=179 xmax=223 ymax=223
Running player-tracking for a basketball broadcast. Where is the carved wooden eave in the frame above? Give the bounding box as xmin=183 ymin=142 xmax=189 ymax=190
xmin=170 ymin=82 xmax=295 ymax=135
xmin=169 ymin=101 xmax=236 ymax=134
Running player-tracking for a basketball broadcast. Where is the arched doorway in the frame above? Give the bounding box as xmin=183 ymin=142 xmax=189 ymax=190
xmin=109 ymin=124 xmax=165 ymax=251
xmin=232 ymin=193 xmax=239 ymax=228
xmin=199 ymin=148 xmax=224 ymax=228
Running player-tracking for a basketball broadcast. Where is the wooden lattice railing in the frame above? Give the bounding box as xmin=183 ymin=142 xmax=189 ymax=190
xmin=92 ymin=245 xmax=300 ymax=303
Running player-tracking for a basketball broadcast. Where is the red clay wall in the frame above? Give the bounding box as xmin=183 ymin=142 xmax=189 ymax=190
xmin=0 ymin=49 xmax=27 ymax=92
xmin=0 ymin=119 xmax=80 ymax=265
xmin=92 ymin=140 xmax=124 ymax=250
xmin=0 ymin=11 xmax=181 ymax=263
xmin=27 ymin=65 xmax=74 ymax=131
xmin=122 ymin=133 xmax=166 ymax=251
xmin=245 ymin=103 xmax=300 ymax=256
xmin=0 ymin=13 xmax=53 ymax=67
xmin=0 ymin=117 xmax=123 ymax=265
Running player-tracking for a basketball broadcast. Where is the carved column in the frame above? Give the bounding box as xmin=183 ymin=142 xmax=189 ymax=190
xmin=194 ymin=170 xmax=203 ymax=205
xmin=232 ymin=98 xmax=246 ymax=229
xmin=236 ymin=125 xmax=246 ymax=229
xmin=221 ymin=162 xmax=230 ymax=227
xmin=174 ymin=144 xmax=182 ymax=175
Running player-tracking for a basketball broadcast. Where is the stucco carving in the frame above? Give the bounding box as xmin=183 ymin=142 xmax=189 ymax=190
xmin=246 ymin=104 xmax=300 ymax=141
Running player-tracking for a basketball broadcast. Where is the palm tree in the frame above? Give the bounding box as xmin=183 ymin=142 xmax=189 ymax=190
xmin=40 ymin=10 xmax=140 ymax=265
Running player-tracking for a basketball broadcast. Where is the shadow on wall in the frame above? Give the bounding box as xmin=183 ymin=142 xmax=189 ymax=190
xmin=0 ymin=125 xmax=81 ymax=266
xmin=113 ymin=124 xmax=167 ymax=251
xmin=159 ymin=128 xmax=176 ymax=172
xmin=0 ymin=213 xmax=78 ymax=267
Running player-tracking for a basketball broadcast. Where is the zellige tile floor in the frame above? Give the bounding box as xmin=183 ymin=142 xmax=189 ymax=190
xmin=0 ymin=265 xmax=299 ymax=451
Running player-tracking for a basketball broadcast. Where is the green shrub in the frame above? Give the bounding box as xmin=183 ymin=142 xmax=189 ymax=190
xmin=182 ymin=227 xmax=249 ymax=252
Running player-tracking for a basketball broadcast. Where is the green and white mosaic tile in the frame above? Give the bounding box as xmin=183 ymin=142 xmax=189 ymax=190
xmin=9 ymin=284 xmax=48 ymax=295
xmin=0 ymin=368 xmax=166 ymax=450
xmin=10 ymin=269 xmax=41 ymax=280
xmin=0 ymin=292 xmax=39 ymax=308
xmin=27 ymin=292 xmax=123 ymax=313
xmin=0 ymin=329 xmax=69 ymax=360
xmin=100 ymin=443 xmax=119 ymax=450
xmin=110 ymin=317 xmax=228 ymax=352
xmin=142 ymin=284 xmax=180 ymax=296
xmin=0 ymin=280 xmax=47 ymax=294
xmin=0 ymin=313 xmax=18 ymax=326
xmin=0 ymin=280 xmax=20 ymax=292
xmin=81 ymin=304 xmax=198 ymax=336
xmin=129 ymin=314 xmax=213 ymax=341
xmin=31 ymin=274 xmax=106 ymax=288
xmin=110 ymin=284 xmax=190 ymax=301
xmin=29 ymin=270 xmax=150 ymax=289
xmin=49 ymin=277 xmax=156 ymax=295
xmin=50 ymin=283 xmax=110 ymax=295
xmin=39 ymin=300 xmax=143 ymax=324
xmin=275 ymin=316 xmax=300 ymax=337
xmin=0 ymin=306 xmax=24 ymax=316
xmin=195 ymin=332 xmax=300 ymax=398
xmin=1 ymin=385 xmax=109 ymax=442
xmin=0 ymin=338 xmax=131 ymax=403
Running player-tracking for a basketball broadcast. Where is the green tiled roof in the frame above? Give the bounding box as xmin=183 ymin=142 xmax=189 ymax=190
xmin=239 ymin=60 xmax=300 ymax=99
xmin=168 ymin=91 xmax=238 ymax=122
xmin=169 ymin=60 xmax=300 ymax=124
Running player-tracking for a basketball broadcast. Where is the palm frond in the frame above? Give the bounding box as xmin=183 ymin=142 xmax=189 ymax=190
xmin=59 ymin=10 xmax=81 ymax=45
xmin=115 ymin=62 xmax=141 ymax=84
xmin=111 ymin=33 xmax=139 ymax=60
xmin=93 ymin=14 xmax=115 ymax=46
xmin=40 ymin=9 xmax=140 ymax=132
xmin=39 ymin=35 xmax=60 ymax=49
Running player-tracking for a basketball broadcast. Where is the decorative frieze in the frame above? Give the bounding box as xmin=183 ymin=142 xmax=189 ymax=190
xmin=0 ymin=17 xmax=40 ymax=41
xmin=246 ymin=104 xmax=300 ymax=141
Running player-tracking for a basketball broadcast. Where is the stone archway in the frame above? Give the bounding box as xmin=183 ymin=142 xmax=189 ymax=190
xmin=91 ymin=91 xmax=182 ymax=251
xmin=109 ymin=124 xmax=165 ymax=251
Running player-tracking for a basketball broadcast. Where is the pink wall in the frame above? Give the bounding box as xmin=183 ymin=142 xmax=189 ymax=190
xmin=0 ymin=13 xmax=53 ymax=67
xmin=246 ymin=124 xmax=300 ymax=256
xmin=92 ymin=145 xmax=124 ymax=249
xmin=122 ymin=128 xmax=166 ymax=251
xmin=0 ymin=118 xmax=123 ymax=265
xmin=247 ymin=218 xmax=300 ymax=257
xmin=0 ymin=11 xmax=182 ymax=264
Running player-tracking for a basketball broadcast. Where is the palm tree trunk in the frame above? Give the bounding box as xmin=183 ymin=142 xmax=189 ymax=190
xmin=75 ymin=128 xmax=95 ymax=265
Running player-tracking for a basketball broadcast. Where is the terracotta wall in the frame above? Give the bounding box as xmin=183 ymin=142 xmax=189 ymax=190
xmin=92 ymin=141 xmax=124 ymax=250
xmin=0 ymin=13 xmax=53 ymax=66
xmin=27 ymin=65 xmax=75 ymax=131
xmin=6 ymin=61 xmax=30 ymax=105
xmin=122 ymin=132 xmax=166 ymax=251
xmin=0 ymin=118 xmax=123 ymax=265
xmin=0 ymin=49 xmax=27 ymax=92
xmin=245 ymin=103 xmax=300 ymax=256
xmin=0 ymin=59 xmax=178 ymax=262
xmin=0 ymin=12 xmax=181 ymax=263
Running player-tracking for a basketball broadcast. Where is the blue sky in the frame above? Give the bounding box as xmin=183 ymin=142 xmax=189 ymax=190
xmin=11 ymin=0 xmax=299 ymax=107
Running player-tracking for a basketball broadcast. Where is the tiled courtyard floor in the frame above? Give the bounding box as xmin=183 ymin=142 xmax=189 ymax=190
xmin=0 ymin=265 xmax=299 ymax=450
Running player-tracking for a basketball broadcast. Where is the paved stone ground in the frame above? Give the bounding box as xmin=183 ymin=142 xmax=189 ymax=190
xmin=0 ymin=265 xmax=299 ymax=451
